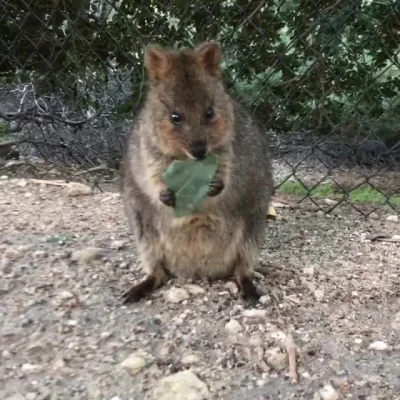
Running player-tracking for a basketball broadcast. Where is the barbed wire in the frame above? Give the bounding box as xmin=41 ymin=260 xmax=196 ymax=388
xmin=1 ymin=0 xmax=399 ymax=216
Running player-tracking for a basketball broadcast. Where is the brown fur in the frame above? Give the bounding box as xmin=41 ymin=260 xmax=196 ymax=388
xmin=121 ymin=41 xmax=274 ymax=304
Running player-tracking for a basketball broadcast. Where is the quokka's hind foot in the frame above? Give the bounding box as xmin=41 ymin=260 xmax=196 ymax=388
xmin=232 ymin=249 xmax=265 ymax=305
xmin=122 ymin=276 xmax=156 ymax=304
xmin=122 ymin=267 xmax=166 ymax=304
xmin=237 ymin=275 xmax=264 ymax=305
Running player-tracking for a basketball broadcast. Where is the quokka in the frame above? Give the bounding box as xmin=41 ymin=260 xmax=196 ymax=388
xmin=121 ymin=41 xmax=274 ymax=303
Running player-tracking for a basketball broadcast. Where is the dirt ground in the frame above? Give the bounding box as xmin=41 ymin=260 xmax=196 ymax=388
xmin=1 ymin=174 xmax=400 ymax=400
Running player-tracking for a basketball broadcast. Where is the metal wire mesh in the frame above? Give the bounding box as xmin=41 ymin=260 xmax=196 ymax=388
xmin=1 ymin=0 xmax=399 ymax=216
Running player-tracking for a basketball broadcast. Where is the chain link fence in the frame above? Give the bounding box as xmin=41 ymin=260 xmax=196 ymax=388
xmin=1 ymin=0 xmax=399 ymax=216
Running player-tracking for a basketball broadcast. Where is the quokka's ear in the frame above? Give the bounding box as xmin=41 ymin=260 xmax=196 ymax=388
xmin=194 ymin=41 xmax=222 ymax=77
xmin=144 ymin=44 xmax=173 ymax=81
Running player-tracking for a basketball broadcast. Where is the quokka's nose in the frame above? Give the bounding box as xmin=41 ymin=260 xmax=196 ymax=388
xmin=189 ymin=141 xmax=207 ymax=160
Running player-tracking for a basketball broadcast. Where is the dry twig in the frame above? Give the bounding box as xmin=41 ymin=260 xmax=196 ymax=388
xmin=285 ymin=333 xmax=299 ymax=384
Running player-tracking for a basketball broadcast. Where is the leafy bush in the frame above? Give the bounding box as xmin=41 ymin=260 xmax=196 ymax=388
xmin=1 ymin=0 xmax=400 ymax=146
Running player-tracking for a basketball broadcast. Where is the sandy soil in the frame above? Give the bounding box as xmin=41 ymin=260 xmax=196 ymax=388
xmin=1 ymin=175 xmax=400 ymax=400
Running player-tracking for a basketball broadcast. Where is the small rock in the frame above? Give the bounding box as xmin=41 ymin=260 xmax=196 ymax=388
xmin=314 ymin=289 xmax=324 ymax=302
xmin=225 ymin=319 xmax=242 ymax=334
xmin=368 ymin=341 xmax=388 ymax=351
xmin=391 ymin=312 xmax=400 ymax=330
xmin=101 ymin=332 xmax=112 ymax=339
xmin=270 ymin=330 xmax=287 ymax=342
xmin=303 ymin=267 xmax=315 ymax=276
xmin=2 ymin=349 xmax=12 ymax=359
xmin=71 ymin=248 xmax=103 ymax=264
xmin=21 ymin=363 xmax=41 ymax=373
xmin=25 ymin=393 xmax=37 ymax=400
xmin=386 ymin=215 xmax=398 ymax=222
xmin=1 ymin=175 xmax=9 ymax=180
xmin=164 ymin=287 xmax=189 ymax=304
xmin=185 ymin=284 xmax=205 ymax=295
xmin=264 ymin=347 xmax=288 ymax=371
xmin=53 ymin=357 xmax=65 ymax=370
xmin=110 ymin=397 xmax=122 ymax=400
xmin=110 ymin=240 xmax=126 ymax=250
xmin=150 ymin=370 xmax=210 ymax=400
xmin=59 ymin=290 xmax=74 ymax=300
xmin=317 ymin=383 xmax=340 ymax=400
xmin=259 ymin=295 xmax=271 ymax=305
xmin=243 ymin=309 xmax=267 ymax=318
xmin=224 ymin=281 xmax=238 ymax=295
xmin=66 ymin=182 xmax=92 ymax=197
xmin=16 ymin=178 xmax=28 ymax=187
xmin=302 ymin=371 xmax=311 ymax=379
xmin=181 ymin=354 xmax=200 ymax=365
xmin=243 ymin=309 xmax=267 ymax=323
xmin=121 ymin=352 xmax=147 ymax=375
xmin=323 ymin=198 xmax=338 ymax=205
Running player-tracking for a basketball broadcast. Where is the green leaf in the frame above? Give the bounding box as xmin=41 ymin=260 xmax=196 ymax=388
xmin=45 ymin=235 xmax=75 ymax=244
xmin=162 ymin=153 xmax=219 ymax=218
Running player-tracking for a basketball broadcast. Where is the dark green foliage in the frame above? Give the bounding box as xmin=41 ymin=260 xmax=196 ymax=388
xmin=1 ymin=0 xmax=400 ymax=135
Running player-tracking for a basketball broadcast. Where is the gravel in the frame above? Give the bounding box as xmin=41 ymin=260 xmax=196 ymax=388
xmin=1 ymin=176 xmax=400 ymax=399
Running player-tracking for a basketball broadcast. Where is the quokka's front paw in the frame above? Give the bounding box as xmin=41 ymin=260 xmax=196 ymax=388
xmin=208 ymin=177 xmax=224 ymax=197
xmin=159 ymin=188 xmax=176 ymax=207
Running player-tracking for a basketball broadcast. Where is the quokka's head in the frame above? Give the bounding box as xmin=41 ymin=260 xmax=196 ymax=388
xmin=143 ymin=41 xmax=234 ymax=160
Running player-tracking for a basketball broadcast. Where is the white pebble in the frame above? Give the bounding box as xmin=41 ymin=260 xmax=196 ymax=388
xmin=21 ymin=363 xmax=41 ymax=373
xmin=314 ymin=289 xmax=324 ymax=302
xmin=121 ymin=353 xmax=147 ymax=375
xmin=259 ymin=295 xmax=271 ymax=305
xmin=242 ymin=309 xmax=267 ymax=321
xmin=323 ymin=198 xmax=337 ymax=205
xmin=2 ymin=350 xmax=11 ymax=359
xmin=391 ymin=312 xmax=400 ymax=330
xmin=368 ymin=341 xmax=389 ymax=351
xmin=151 ymin=370 xmax=210 ymax=400
xmin=318 ymin=383 xmax=340 ymax=400
xmin=181 ymin=354 xmax=200 ymax=365
xmin=225 ymin=319 xmax=242 ymax=334
xmin=185 ymin=284 xmax=205 ymax=295
xmin=59 ymin=290 xmax=74 ymax=300
xmin=224 ymin=281 xmax=238 ymax=295
xmin=110 ymin=240 xmax=126 ymax=250
xmin=303 ymin=267 xmax=315 ymax=276
xmin=164 ymin=287 xmax=190 ymax=304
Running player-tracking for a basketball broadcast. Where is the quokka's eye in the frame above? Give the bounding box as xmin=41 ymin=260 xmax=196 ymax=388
xmin=205 ymin=107 xmax=215 ymax=121
xmin=170 ymin=111 xmax=182 ymax=124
